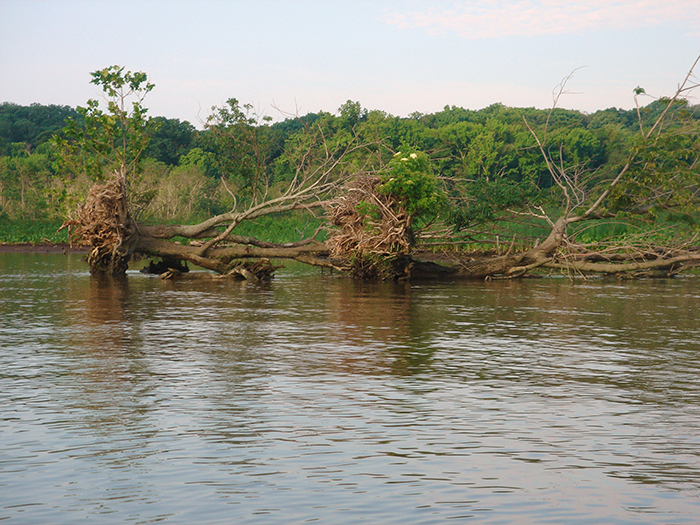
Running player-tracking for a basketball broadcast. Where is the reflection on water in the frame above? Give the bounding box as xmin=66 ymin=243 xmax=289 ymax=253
xmin=1 ymin=253 xmax=700 ymax=524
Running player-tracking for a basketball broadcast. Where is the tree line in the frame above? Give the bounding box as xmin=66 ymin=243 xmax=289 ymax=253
xmin=0 ymin=97 xmax=683 ymax=226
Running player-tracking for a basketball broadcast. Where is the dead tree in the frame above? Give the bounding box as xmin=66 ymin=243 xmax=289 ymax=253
xmin=408 ymin=56 xmax=700 ymax=279
xmin=65 ymin=113 xmax=383 ymax=278
xmin=63 ymin=62 xmax=700 ymax=281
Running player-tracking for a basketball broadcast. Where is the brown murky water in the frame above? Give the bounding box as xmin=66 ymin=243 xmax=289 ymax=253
xmin=1 ymin=253 xmax=700 ymax=523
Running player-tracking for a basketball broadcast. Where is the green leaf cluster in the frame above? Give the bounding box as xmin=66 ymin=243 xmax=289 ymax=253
xmin=51 ymin=65 xmax=157 ymax=182
xmin=202 ymin=98 xmax=275 ymax=201
xmin=379 ymin=149 xmax=444 ymax=223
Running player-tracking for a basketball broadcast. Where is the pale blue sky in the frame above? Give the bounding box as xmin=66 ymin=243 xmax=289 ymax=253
xmin=1 ymin=0 xmax=699 ymax=126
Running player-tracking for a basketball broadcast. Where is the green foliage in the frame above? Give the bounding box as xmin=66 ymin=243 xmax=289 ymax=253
xmin=145 ymin=117 xmax=196 ymax=165
xmin=178 ymin=147 xmax=218 ymax=176
xmin=0 ymin=219 xmax=68 ymax=244
xmin=203 ymin=98 xmax=275 ymax=199
xmin=560 ymin=128 xmax=602 ymax=167
xmin=570 ymin=220 xmax=633 ymax=244
xmin=338 ymin=100 xmax=367 ymax=129
xmin=233 ymin=212 xmax=326 ymax=244
xmin=136 ymin=161 xmax=217 ymax=222
xmin=0 ymin=102 xmax=78 ymax=155
xmin=51 ymin=65 xmax=157 ymax=181
xmin=448 ymin=177 xmax=538 ymax=230
xmin=355 ymin=200 xmax=380 ymax=221
xmin=607 ymin=98 xmax=700 ymax=217
xmin=378 ymin=149 xmax=444 ymax=223
xmin=0 ymin=150 xmax=57 ymax=220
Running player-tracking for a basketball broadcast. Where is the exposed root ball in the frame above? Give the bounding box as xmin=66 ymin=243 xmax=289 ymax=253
xmin=326 ymin=175 xmax=413 ymax=279
xmin=62 ymin=177 xmax=135 ymax=274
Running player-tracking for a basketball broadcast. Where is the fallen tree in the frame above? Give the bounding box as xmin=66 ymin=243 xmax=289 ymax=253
xmin=406 ymin=56 xmax=700 ymax=279
xmin=58 ymin=61 xmax=700 ymax=280
xmin=64 ymin=122 xmax=377 ymax=278
xmin=55 ymin=67 xmax=379 ymax=277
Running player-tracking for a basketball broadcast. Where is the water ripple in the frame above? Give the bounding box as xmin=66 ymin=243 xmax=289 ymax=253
xmin=1 ymin=255 xmax=700 ymax=523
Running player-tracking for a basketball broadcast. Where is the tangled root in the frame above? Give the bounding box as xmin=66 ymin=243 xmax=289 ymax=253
xmin=62 ymin=176 xmax=135 ymax=274
xmin=326 ymin=175 xmax=413 ymax=279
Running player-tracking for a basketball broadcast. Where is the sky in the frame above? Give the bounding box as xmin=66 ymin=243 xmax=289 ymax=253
xmin=1 ymin=0 xmax=699 ymax=126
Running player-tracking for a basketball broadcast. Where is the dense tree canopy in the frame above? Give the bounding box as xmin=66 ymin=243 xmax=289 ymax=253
xmin=0 ymin=102 xmax=79 ymax=155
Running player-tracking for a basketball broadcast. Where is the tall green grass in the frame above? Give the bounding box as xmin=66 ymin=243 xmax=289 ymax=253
xmin=0 ymin=213 xmax=324 ymax=246
xmin=233 ymin=213 xmax=327 ymax=244
xmin=0 ymin=220 xmax=69 ymax=245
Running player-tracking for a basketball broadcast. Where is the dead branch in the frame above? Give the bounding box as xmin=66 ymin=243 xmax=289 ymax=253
xmin=543 ymin=253 xmax=700 ymax=274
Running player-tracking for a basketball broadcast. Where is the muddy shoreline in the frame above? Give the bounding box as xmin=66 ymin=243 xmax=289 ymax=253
xmin=0 ymin=243 xmax=89 ymax=254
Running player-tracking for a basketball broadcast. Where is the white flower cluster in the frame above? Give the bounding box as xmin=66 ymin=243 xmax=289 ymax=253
xmin=396 ymin=152 xmax=419 ymax=162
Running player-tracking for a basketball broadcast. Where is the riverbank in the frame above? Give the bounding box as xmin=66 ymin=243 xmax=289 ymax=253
xmin=0 ymin=243 xmax=88 ymax=254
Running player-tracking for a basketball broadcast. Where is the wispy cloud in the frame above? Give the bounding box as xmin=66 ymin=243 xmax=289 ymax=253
xmin=384 ymin=1 xmax=700 ymax=39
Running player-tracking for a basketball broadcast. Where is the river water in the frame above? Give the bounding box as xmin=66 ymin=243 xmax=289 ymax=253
xmin=1 ymin=253 xmax=700 ymax=524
